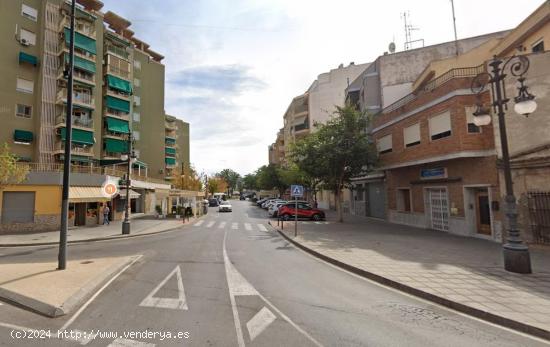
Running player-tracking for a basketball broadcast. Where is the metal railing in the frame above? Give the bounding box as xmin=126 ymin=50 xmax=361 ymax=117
xmin=59 ymin=15 xmax=97 ymax=39
xmin=106 ymin=88 xmax=131 ymax=100
xmin=106 ymin=45 xmax=130 ymax=60
xmin=528 ymin=191 xmax=550 ymax=245
xmin=56 ymin=89 xmax=95 ymax=107
xmin=106 ymin=65 xmax=131 ymax=79
xmin=54 ymin=142 xmax=94 ymax=156
xmin=104 ymin=110 xmax=130 ymax=120
xmin=165 ymin=122 xmax=177 ymax=130
xmin=380 ymin=64 xmax=486 ymax=115
xmin=55 ymin=115 xmax=94 ymax=129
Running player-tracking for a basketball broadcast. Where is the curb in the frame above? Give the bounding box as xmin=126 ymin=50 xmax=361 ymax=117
xmin=0 ymin=216 xmax=206 ymax=248
xmin=0 ymin=255 xmax=138 ymax=317
xmin=268 ymin=221 xmax=550 ymax=341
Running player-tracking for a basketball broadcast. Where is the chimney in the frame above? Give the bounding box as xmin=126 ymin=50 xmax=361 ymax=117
xmin=338 ymin=63 xmax=344 ymax=68
xmin=350 ymin=62 xmax=355 ymax=65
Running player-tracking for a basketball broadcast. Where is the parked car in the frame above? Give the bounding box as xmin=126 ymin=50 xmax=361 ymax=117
xmin=278 ymin=203 xmax=325 ymax=221
xmin=208 ymin=198 xmax=219 ymax=207
xmin=268 ymin=201 xmax=287 ymax=217
xmin=256 ymin=198 xmax=269 ymax=207
xmin=263 ymin=199 xmax=284 ymax=209
xmin=219 ymin=201 xmax=232 ymax=212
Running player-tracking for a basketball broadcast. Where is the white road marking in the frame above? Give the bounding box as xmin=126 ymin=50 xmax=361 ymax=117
xmin=232 ymin=223 xmax=239 ymax=230
xmin=257 ymin=224 xmax=267 ymax=232
xmin=219 ymin=222 xmax=227 ymax=229
xmin=139 ymin=266 xmax=188 ymax=310
xmin=222 ymin=230 xmax=323 ymax=347
xmin=61 ymin=255 xmax=143 ymax=331
xmin=247 ymin=306 xmax=276 ymax=341
xmin=194 ymin=220 xmax=204 ymax=227
xmin=244 ymin=223 xmax=252 ymax=231
xmin=107 ymin=338 xmax=155 ymax=347
xmin=207 ymin=221 xmax=215 ymax=228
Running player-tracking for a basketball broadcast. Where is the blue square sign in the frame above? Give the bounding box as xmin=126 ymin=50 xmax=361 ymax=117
xmin=291 ymin=185 xmax=304 ymax=197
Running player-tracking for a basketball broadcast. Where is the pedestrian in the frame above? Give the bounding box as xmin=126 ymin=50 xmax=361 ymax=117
xmin=185 ymin=206 xmax=193 ymax=223
xmin=102 ymin=204 xmax=110 ymax=225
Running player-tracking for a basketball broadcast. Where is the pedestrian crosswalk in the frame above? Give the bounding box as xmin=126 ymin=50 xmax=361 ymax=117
xmin=193 ymin=220 xmax=269 ymax=232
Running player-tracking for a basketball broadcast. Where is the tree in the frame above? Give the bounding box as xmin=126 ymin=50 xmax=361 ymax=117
xmin=242 ymin=173 xmax=258 ymax=191
xmin=256 ymin=164 xmax=287 ymax=196
xmin=0 ymin=143 xmax=29 ymax=190
xmin=291 ymin=104 xmax=378 ymax=222
xmin=171 ymin=164 xmax=202 ymax=191
xmin=218 ymin=169 xmax=241 ymax=195
xmin=207 ymin=176 xmax=228 ymax=196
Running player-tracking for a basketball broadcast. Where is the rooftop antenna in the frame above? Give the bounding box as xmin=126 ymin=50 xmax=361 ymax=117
xmin=450 ymin=0 xmax=459 ymax=56
xmin=401 ymin=12 xmax=424 ymax=50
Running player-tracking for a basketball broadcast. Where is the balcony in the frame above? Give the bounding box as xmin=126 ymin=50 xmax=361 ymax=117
xmin=106 ymin=45 xmax=130 ymax=60
xmin=57 ymin=67 xmax=96 ymax=86
xmin=54 ymin=141 xmax=94 ymax=156
xmin=104 ymin=110 xmax=129 ymax=121
xmin=55 ymin=115 xmax=94 ymax=130
xmin=106 ymin=64 xmax=131 ymax=80
xmin=56 ymin=88 xmax=95 ymax=109
xmin=294 ymin=103 xmax=308 ymax=115
xmin=59 ymin=15 xmax=97 ymax=39
xmin=165 ymin=121 xmax=177 ymax=130
xmin=105 ymin=88 xmax=131 ymax=101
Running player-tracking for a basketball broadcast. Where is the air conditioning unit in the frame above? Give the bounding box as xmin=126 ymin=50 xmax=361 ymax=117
xmin=20 ymin=38 xmax=30 ymax=46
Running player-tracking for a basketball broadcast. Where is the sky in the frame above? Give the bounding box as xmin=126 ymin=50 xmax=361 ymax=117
xmin=101 ymin=0 xmax=544 ymax=176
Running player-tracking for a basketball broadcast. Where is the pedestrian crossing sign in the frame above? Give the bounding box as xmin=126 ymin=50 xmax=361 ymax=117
xmin=291 ymin=185 xmax=304 ymax=197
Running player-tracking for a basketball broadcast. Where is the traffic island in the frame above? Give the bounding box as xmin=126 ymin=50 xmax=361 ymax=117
xmin=0 ymin=255 xmax=140 ymax=317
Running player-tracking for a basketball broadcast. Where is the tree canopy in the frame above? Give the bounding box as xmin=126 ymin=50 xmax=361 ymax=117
xmin=0 ymin=143 xmax=29 ymax=190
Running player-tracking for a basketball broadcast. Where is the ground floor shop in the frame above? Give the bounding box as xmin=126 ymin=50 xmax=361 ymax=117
xmin=350 ymin=174 xmax=387 ymax=220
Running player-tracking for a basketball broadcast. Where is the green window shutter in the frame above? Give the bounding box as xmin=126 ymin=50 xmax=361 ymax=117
xmin=64 ymin=28 xmax=97 ymax=55
xmin=165 ymin=137 xmax=176 ymax=145
xmin=65 ymin=54 xmax=96 ymax=73
xmin=165 ymin=157 xmax=176 ymax=165
xmin=60 ymin=128 xmax=95 ymax=145
xmin=104 ymin=138 xmax=128 ymax=153
xmin=19 ymin=52 xmax=38 ymax=66
xmin=105 ymin=117 xmax=130 ymax=134
xmin=106 ymin=75 xmax=132 ymax=94
xmin=105 ymin=96 xmax=130 ymax=113
xmin=165 ymin=147 xmax=176 ymax=155
xmin=13 ymin=130 xmax=33 ymax=143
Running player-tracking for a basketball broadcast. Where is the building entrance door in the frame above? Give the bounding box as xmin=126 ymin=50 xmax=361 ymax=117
xmin=428 ymin=188 xmax=449 ymax=231
xmin=475 ymin=191 xmax=491 ymax=235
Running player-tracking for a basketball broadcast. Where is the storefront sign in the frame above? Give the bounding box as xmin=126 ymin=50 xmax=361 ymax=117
xmin=420 ymin=167 xmax=447 ymax=180
xmin=101 ymin=179 xmax=118 ymax=198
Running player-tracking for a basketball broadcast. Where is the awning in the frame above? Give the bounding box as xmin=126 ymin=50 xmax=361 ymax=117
xmin=165 ymin=147 xmax=176 ymax=155
xmin=165 ymin=137 xmax=176 ymax=145
xmin=292 ymin=115 xmax=307 ymax=126
xmin=165 ymin=157 xmax=176 ymax=165
xmin=69 ymin=186 xmax=110 ymax=203
xmin=59 ymin=155 xmax=93 ymax=163
xmin=105 ymin=117 xmax=130 ymax=134
xmin=106 ymin=74 xmax=132 ymax=94
xmin=64 ymin=28 xmax=97 ymax=55
xmin=104 ymin=138 xmax=128 ymax=153
xmin=117 ymin=189 xmax=141 ymax=199
xmin=133 ymin=160 xmax=147 ymax=168
xmin=19 ymin=52 xmax=38 ymax=66
xmin=105 ymin=95 xmax=130 ymax=113
xmin=60 ymin=128 xmax=95 ymax=145
xmin=65 ymin=54 xmax=96 ymax=73
xmin=14 ymin=130 xmax=33 ymax=143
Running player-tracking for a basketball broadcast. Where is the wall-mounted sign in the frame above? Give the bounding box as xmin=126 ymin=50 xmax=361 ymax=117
xmin=420 ymin=167 xmax=447 ymax=180
xmin=101 ymin=179 xmax=119 ymax=198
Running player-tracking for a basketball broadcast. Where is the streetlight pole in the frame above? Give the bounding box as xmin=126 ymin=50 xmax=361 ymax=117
xmin=58 ymin=0 xmax=76 ymax=270
xmin=471 ymin=55 xmax=537 ymax=274
xmin=122 ymin=133 xmax=134 ymax=235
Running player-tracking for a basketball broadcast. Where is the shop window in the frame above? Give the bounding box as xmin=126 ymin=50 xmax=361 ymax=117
xmin=397 ymin=188 xmax=411 ymax=212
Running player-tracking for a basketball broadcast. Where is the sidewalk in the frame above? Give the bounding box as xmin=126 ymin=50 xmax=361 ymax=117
xmin=271 ymin=212 xmax=550 ymax=340
xmin=0 ymin=217 xmax=196 ymax=246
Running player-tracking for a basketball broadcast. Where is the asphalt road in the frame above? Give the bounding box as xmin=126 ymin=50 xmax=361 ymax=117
xmin=0 ymin=200 xmax=547 ymax=347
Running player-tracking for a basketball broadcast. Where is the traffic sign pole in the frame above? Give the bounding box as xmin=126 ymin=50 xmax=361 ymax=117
xmin=294 ymin=196 xmax=298 ymax=237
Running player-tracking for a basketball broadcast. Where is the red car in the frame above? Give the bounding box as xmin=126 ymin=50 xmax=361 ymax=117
xmin=278 ymin=203 xmax=325 ymax=221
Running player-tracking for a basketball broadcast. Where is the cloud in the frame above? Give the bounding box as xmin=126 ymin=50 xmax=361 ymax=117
xmin=167 ymin=65 xmax=267 ymax=94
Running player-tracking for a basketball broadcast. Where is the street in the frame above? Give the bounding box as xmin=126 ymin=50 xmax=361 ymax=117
xmin=0 ymin=200 xmax=547 ymax=347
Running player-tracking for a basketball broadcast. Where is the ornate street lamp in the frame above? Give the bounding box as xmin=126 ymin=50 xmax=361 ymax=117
xmin=121 ymin=133 xmax=137 ymax=235
xmin=471 ymin=55 xmax=537 ymax=274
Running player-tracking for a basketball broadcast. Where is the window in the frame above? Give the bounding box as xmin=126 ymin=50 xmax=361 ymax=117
xmin=532 ymin=40 xmax=544 ymax=53
xmin=134 ymin=78 xmax=140 ymax=87
xmin=16 ymin=78 xmax=34 ymax=93
xmin=404 ymin=123 xmax=421 ymax=147
xmin=21 ymin=4 xmax=38 ymax=21
xmin=377 ymin=134 xmax=392 ymax=154
xmin=133 ymin=112 xmax=140 ymax=122
xmin=16 ymin=104 xmax=32 ymax=118
xmin=133 ymin=95 xmax=140 ymax=106
xmin=133 ymin=131 xmax=140 ymax=140
xmin=134 ymin=60 xmax=141 ymax=70
xmin=397 ymin=188 xmax=411 ymax=212
xmin=466 ymin=107 xmax=481 ymax=134
xmin=429 ymin=111 xmax=451 ymax=140
xmin=19 ymin=28 xmax=36 ymax=46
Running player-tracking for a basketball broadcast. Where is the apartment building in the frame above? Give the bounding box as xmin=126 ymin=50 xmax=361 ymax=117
xmin=0 ymin=0 xmax=191 ymax=232
xmin=268 ymin=129 xmax=284 ymax=165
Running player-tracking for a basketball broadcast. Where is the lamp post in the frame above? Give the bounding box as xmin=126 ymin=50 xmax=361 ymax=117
xmin=471 ymin=55 xmax=537 ymax=274
xmin=58 ymin=0 xmax=76 ymax=270
xmin=121 ymin=133 xmax=136 ymax=235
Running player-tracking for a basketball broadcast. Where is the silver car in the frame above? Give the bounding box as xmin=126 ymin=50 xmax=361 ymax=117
xmin=219 ymin=202 xmax=232 ymax=212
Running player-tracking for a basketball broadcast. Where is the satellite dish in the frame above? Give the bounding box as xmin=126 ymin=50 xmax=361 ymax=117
xmin=389 ymin=42 xmax=396 ymax=53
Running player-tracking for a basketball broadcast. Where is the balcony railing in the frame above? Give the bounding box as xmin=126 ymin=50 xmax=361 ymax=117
xmin=105 ymin=88 xmax=131 ymax=100
xmin=294 ymin=123 xmax=309 ymax=132
xmin=55 ymin=115 xmax=94 ymax=129
xmin=380 ymin=64 xmax=486 ymax=115
xmin=294 ymin=103 xmax=308 ymax=115
xmin=54 ymin=142 xmax=94 ymax=156
xmin=106 ymin=45 xmax=130 ymax=60
xmin=58 ymin=67 xmax=95 ymax=85
xmin=165 ymin=122 xmax=177 ymax=130
xmin=59 ymin=15 xmax=97 ymax=39
xmin=57 ymin=89 xmax=95 ymax=108
xmin=106 ymin=65 xmax=131 ymax=80
xmin=104 ymin=109 xmax=130 ymax=120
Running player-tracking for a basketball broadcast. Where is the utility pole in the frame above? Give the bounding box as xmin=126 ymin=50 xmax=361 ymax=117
xmin=122 ymin=133 xmax=133 ymax=235
xmin=181 ymin=162 xmax=184 ymax=189
xmin=450 ymin=0 xmax=459 ymax=56
xmin=58 ymin=0 xmax=76 ymax=270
